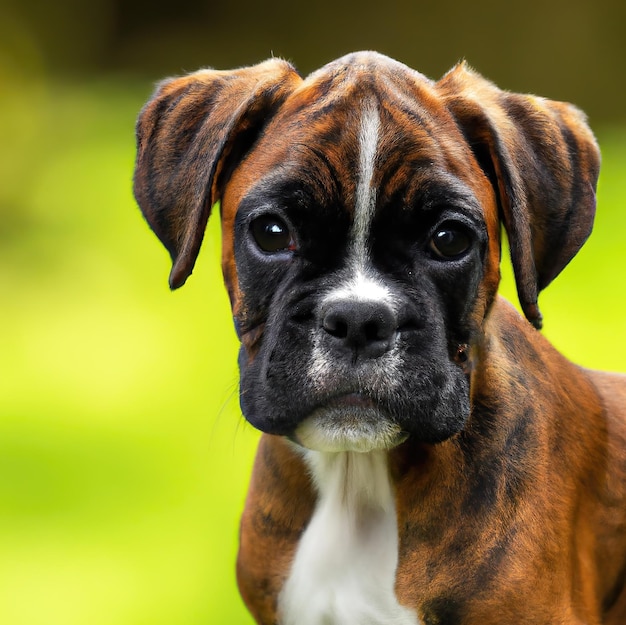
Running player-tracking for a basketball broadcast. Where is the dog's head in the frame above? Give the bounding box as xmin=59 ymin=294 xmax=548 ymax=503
xmin=134 ymin=52 xmax=599 ymax=452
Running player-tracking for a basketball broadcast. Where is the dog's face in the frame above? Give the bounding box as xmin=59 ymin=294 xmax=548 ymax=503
xmin=225 ymin=64 xmax=500 ymax=450
xmin=134 ymin=52 xmax=600 ymax=452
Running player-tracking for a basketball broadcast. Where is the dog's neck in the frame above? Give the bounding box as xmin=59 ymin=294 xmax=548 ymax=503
xmin=278 ymin=449 xmax=420 ymax=625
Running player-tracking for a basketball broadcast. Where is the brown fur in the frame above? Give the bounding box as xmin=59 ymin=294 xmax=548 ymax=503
xmin=234 ymin=299 xmax=626 ymax=624
xmin=133 ymin=52 xmax=626 ymax=624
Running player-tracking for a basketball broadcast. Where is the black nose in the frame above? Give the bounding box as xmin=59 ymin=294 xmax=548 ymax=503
xmin=321 ymin=299 xmax=397 ymax=359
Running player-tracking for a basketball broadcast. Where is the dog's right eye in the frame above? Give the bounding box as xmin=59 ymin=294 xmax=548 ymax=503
xmin=250 ymin=215 xmax=296 ymax=254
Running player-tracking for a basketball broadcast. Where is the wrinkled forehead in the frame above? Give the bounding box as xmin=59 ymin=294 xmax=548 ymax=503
xmin=225 ymin=53 xmax=495 ymax=224
xmin=276 ymin=57 xmax=455 ymax=163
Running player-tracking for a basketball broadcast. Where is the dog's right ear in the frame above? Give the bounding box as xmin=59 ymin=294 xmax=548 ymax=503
xmin=133 ymin=59 xmax=302 ymax=289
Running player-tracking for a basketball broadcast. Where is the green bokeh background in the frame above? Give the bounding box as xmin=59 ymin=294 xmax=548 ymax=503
xmin=2 ymin=2 xmax=625 ymax=623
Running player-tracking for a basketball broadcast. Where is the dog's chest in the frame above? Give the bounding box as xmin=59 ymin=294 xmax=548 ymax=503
xmin=278 ymin=450 xmax=420 ymax=625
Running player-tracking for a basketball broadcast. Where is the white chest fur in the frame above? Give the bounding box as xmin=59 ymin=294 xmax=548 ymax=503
xmin=278 ymin=449 xmax=420 ymax=625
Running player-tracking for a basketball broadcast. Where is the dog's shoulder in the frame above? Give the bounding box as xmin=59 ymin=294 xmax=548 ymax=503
xmin=482 ymin=297 xmax=621 ymax=434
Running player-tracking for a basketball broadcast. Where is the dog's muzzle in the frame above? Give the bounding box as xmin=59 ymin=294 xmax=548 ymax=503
xmin=293 ymin=296 xmax=410 ymax=453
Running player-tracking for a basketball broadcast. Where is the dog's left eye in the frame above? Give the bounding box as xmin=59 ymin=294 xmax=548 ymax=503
xmin=429 ymin=224 xmax=472 ymax=259
xmin=250 ymin=215 xmax=296 ymax=254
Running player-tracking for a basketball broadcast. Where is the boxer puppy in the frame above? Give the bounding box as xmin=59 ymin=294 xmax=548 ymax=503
xmin=134 ymin=51 xmax=626 ymax=625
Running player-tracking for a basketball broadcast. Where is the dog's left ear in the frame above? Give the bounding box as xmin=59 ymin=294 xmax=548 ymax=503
xmin=133 ymin=59 xmax=302 ymax=289
xmin=437 ymin=63 xmax=600 ymax=329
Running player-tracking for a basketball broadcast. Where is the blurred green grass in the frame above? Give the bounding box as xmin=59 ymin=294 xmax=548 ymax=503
xmin=0 ymin=78 xmax=624 ymax=625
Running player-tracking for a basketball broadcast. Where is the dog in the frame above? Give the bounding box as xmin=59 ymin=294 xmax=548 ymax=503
xmin=133 ymin=51 xmax=626 ymax=625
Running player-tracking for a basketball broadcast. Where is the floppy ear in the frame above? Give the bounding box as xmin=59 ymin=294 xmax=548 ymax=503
xmin=133 ymin=59 xmax=302 ymax=289
xmin=436 ymin=63 xmax=600 ymax=329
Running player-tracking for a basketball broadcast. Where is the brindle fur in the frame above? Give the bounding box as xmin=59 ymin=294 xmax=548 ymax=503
xmin=134 ymin=52 xmax=626 ymax=624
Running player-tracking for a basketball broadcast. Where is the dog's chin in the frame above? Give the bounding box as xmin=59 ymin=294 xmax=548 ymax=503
xmin=293 ymin=401 xmax=408 ymax=453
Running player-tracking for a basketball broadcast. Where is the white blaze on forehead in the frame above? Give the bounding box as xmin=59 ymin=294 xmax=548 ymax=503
xmin=320 ymin=103 xmax=389 ymax=308
xmin=353 ymin=101 xmax=380 ymax=266
xmin=308 ymin=101 xmax=400 ymax=395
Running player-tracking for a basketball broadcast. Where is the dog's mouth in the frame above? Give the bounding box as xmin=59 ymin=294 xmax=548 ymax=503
xmin=292 ymin=393 xmax=409 ymax=453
